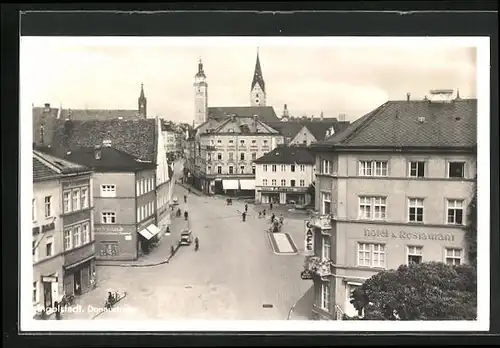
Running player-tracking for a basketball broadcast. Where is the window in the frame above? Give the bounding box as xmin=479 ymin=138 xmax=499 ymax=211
xmin=252 ymin=153 xmax=257 ymax=160
xmin=239 ymin=166 xmax=245 ymax=174
xmin=263 ymin=165 xmax=268 ymax=172
xmin=263 ymin=139 xmax=268 ymax=145
xmin=229 ymin=152 xmax=234 ymax=160
xmin=448 ymin=162 xmax=465 ymax=178
xmin=217 ymin=139 xmax=222 ymax=144
xmin=322 ymin=237 xmax=331 ymax=260
xmin=102 ymin=212 xmax=116 ymax=224
xmin=82 ymin=222 xmax=90 ymax=244
xmin=72 ymin=189 xmax=80 ymax=211
xmin=63 ymin=191 xmax=71 ymax=213
xmin=32 ymin=198 xmax=36 ymax=221
xmin=262 ymin=179 xmax=268 ymax=186
xmin=321 ymin=192 xmax=331 ymax=215
xmin=320 ymin=159 xmax=332 ymax=175
xmin=217 ymin=166 xmax=222 ymax=174
xmin=229 ymin=166 xmax=234 ymax=174
xmin=140 ymin=206 xmax=144 ymax=221
xmin=320 ymin=283 xmax=330 ymax=311
xmin=240 ymin=153 xmax=245 ymax=160
xmin=73 ymin=226 xmax=81 ymax=248
xmin=217 ymin=153 xmax=222 ymax=160
xmin=252 ymin=139 xmax=257 ymax=144
xmin=101 ymin=185 xmax=116 ymax=197
xmin=210 ymin=139 xmax=215 ymax=145
xmin=300 ymin=164 xmax=305 ymax=172
xmin=409 ymin=161 xmax=425 ymax=178
xmin=445 ymin=248 xmax=462 ymax=266
xmin=280 ymin=164 xmax=286 ymax=172
xmin=290 ymin=179 xmax=296 ymax=187
xmin=447 ymin=199 xmax=464 ymax=225
xmin=407 ymin=246 xmax=423 ymax=264
xmin=207 ymin=165 xmax=212 ymax=173
xmin=357 ymin=243 xmax=385 ymax=268
xmin=300 ymin=179 xmax=305 ymax=187
xmin=81 ymin=187 xmax=89 ymax=209
xmin=33 ymin=240 xmax=37 ymax=261
xmin=359 ymin=160 xmax=388 ymax=177
xmin=44 ymin=196 xmax=52 ymax=218
xmin=45 ymin=237 xmax=53 ymax=257
xmin=64 ymin=229 xmax=72 ymax=251
xmin=240 ymin=139 xmax=245 ymax=145
xmin=33 ymin=282 xmax=38 ymax=303
xmin=229 ymin=140 xmax=234 ymax=144
xmin=272 ymin=165 xmax=277 ymax=172
xmin=281 ymin=179 xmax=286 ymax=186
xmin=408 ymin=198 xmax=424 ymax=223
xmin=100 ymin=242 xmax=119 ymax=257
xmin=291 ymin=164 xmax=296 ymax=172
xmin=252 ymin=166 xmax=256 ymax=175
xmin=358 ymin=196 xmax=387 ymax=220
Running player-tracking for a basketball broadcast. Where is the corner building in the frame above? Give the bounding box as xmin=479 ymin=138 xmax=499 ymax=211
xmin=306 ymin=95 xmax=477 ymax=320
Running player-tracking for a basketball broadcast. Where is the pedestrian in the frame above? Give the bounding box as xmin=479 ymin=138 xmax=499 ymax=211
xmin=171 ymin=245 xmax=175 ymax=256
xmin=270 ymin=202 xmax=273 ymax=210
xmin=184 ymin=195 xmax=187 ymax=203
xmin=271 ymin=213 xmax=275 ymax=223
xmin=54 ymin=301 xmax=61 ymax=320
xmin=242 ymin=211 xmax=247 ymax=222
xmin=258 ymin=211 xmax=262 ymax=218
xmin=279 ymin=213 xmax=284 ymax=224
xmin=263 ymin=209 xmax=266 ymax=217
xmin=245 ymin=204 xmax=248 ymax=212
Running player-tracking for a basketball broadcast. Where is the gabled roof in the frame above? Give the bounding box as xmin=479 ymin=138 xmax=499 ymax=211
xmin=311 ymin=99 xmax=477 ymax=150
xmin=64 ymin=147 xmax=156 ymax=172
xmin=50 ymin=119 xmax=158 ymax=163
xmin=266 ymin=121 xmax=304 ymax=139
xmin=254 ymin=145 xmax=315 ymax=165
xmin=207 ymin=106 xmax=280 ymax=123
xmin=33 ymin=150 xmax=90 ymax=182
xmin=202 ymin=115 xmax=280 ymax=135
xmin=299 ymin=121 xmax=351 ymax=142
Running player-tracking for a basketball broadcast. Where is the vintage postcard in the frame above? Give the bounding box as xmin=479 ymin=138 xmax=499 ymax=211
xmin=20 ymin=36 xmax=490 ymax=332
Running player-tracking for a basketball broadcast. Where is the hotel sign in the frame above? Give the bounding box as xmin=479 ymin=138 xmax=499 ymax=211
xmin=41 ymin=222 xmax=55 ymax=233
xmin=364 ymin=228 xmax=455 ymax=242
xmin=94 ymin=226 xmax=130 ymax=236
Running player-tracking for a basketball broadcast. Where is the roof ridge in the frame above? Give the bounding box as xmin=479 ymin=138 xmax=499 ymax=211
xmin=342 ymin=103 xmax=388 ymax=143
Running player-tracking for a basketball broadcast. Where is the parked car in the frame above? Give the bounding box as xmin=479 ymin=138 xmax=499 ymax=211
xmin=179 ymin=229 xmax=193 ymax=245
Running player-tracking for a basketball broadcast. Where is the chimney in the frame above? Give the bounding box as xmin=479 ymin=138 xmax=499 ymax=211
xmin=407 ymin=92 xmax=411 ymax=101
xmin=283 ymin=104 xmax=289 ymax=118
xmin=320 ymin=111 xmax=324 ymax=121
xmin=66 ymin=109 xmax=72 ymax=121
xmin=456 ymin=89 xmax=461 ymax=100
xmin=339 ymin=113 xmax=346 ymax=122
xmin=94 ymin=145 xmax=102 ymax=160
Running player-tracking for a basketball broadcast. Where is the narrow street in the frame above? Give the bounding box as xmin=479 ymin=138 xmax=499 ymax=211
xmin=85 ymin=161 xmax=312 ymax=320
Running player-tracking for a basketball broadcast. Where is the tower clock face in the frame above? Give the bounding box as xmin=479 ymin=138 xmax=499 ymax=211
xmin=255 ymin=99 xmax=260 ymax=104
xmin=196 ymin=89 xmax=203 ymax=96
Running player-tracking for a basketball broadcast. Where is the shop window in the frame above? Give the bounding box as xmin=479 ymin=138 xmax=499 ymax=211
xmin=100 ymin=242 xmax=119 ymax=257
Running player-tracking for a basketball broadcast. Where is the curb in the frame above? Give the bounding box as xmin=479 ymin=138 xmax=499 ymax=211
xmin=96 ymin=244 xmax=181 ymax=268
xmin=178 ymin=183 xmax=204 ymax=197
xmin=267 ymin=232 xmax=299 ymax=256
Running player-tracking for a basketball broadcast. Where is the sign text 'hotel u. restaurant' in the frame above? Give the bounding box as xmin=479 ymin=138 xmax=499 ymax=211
xmin=364 ymin=228 xmax=455 ymax=242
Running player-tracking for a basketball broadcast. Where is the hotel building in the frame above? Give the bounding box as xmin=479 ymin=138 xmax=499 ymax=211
xmin=33 ymin=150 xmax=95 ymax=313
xmin=305 ymin=91 xmax=477 ymax=320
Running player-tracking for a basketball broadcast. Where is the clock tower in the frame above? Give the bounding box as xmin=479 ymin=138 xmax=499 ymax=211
xmin=194 ymin=59 xmax=208 ymax=128
xmin=138 ymin=83 xmax=147 ymax=118
xmin=250 ymin=48 xmax=266 ymax=107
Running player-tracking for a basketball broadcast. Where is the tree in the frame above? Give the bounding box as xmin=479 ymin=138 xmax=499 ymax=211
xmin=465 ymin=177 xmax=477 ymax=268
xmin=348 ymin=262 xmax=477 ymax=320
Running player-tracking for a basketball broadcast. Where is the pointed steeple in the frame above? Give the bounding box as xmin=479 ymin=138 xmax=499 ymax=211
xmin=138 ymin=83 xmax=147 ymax=118
xmin=140 ymin=83 xmax=145 ymax=99
xmin=251 ymin=48 xmax=265 ymax=93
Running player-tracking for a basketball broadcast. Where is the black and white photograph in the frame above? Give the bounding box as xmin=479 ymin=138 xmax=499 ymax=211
xmin=20 ymin=36 xmax=490 ymax=332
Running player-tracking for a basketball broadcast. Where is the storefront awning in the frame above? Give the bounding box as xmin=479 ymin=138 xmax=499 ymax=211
xmin=222 ymin=179 xmax=239 ymax=190
xmin=146 ymin=224 xmax=160 ymax=237
xmin=139 ymin=228 xmax=155 ymax=240
xmin=239 ymin=179 xmax=255 ymax=190
xmin=63 ymin=255 xmax=94 ymax=270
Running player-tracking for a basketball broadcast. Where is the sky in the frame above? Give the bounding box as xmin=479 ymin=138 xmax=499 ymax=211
xmin=21 ymin=37 xmax=477 ymax=124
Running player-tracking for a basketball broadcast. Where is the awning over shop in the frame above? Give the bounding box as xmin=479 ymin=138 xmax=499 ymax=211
xmin=239 ymin=179 xmax=255 ymax=190
xmin=139 ymin=229 xmax=155 ymax=240
xmin=146 ymin=224 xmax=160 ymax=237
xmin=63 ymin=255 xmax=94 ymax=270
xmin=222 ymin=179 xmax=239 ymax=190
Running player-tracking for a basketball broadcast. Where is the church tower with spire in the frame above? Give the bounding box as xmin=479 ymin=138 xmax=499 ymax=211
xmin=194 ymin=59 xmax=208 ymax=128
xmin=138 ymin=83 xmax=147 ymax=118
xmin=250 ymin=48 xmax=266 ymax=107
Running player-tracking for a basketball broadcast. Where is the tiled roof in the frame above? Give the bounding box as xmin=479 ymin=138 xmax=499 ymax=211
xmin=254 ymin=145 xmax=315 ymax=165
xmin=32 ymin=107 xmax=61 ymax=147
xmin=64 ymin=147 xmax=156 ymax=172
xmin=204 ymin=115 xmax=280 ymax=135
xmin=207 ymin=106 xmax=280 ymax=123
xmin=59 ymin=108 xmax=142 ymax=121
xmin=312 ymin=99 xmax=477 ymax=150
xmin=50 ymin=119 xmax=158 ymax=162
xmin=33 ymin=150 xmax=90 ymax=181
xmin=266 ymin=121 xmax=304 ymax=139
xmin=300 ymin=121 xmax=350 ymax=142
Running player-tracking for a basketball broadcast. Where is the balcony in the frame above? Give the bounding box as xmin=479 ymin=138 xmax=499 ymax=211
xmin=309 ymin=213 xmax=332 ymax=230
xmin=302 ymin=256 xmax=333 ymax=279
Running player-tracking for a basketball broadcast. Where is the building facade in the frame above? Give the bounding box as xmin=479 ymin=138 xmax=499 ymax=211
xmin=254 ymin=145 xmax=315 ymax=205
xmin=65 ymin=146 xmax=158 ymax=261
xmin=191 ymin=115 xmax=284 ymax=195
xmin=305 ymin=94 xmax=477 ymax=320
xmin=33 ymin=151 xmax=96 ymax=314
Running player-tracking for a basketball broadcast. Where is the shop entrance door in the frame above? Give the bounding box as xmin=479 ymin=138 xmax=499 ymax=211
xmin=74 ymin=270 xmax=82 ymax=296
xmin=43 ymin=282 xmax=52 ymax=309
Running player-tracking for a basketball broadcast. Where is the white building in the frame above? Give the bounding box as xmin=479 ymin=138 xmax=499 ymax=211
xmin=254 ymin=145 xmax=315 ymax=205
